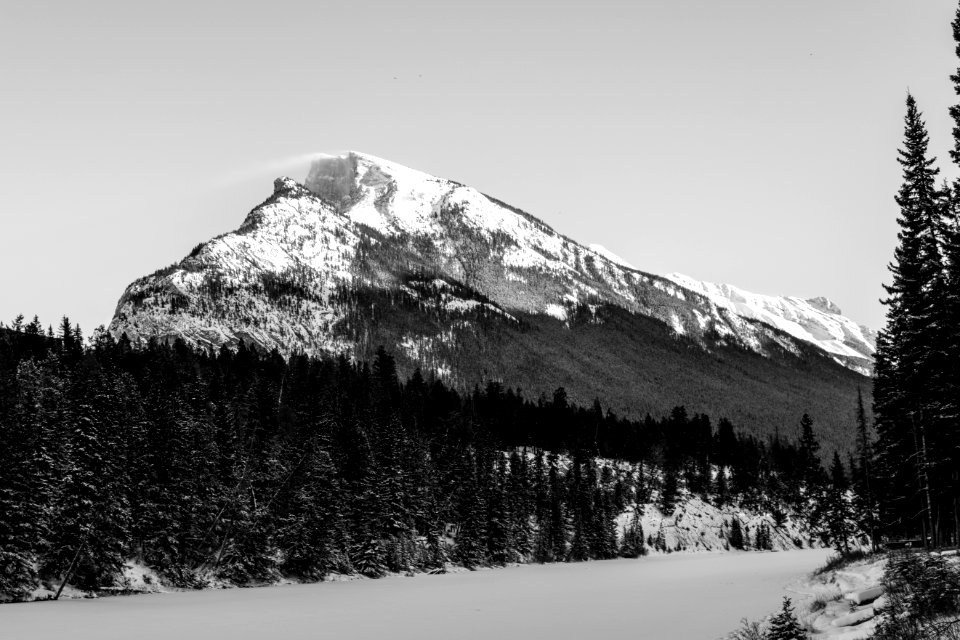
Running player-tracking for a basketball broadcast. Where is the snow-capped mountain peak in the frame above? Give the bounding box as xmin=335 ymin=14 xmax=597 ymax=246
xmin=805 ymin=296 xmax=842 ymax=316
xmin=110 ymin=151 xmax=874 ymax=380
xmin=664 ymin=273 xmax=875 ymax=371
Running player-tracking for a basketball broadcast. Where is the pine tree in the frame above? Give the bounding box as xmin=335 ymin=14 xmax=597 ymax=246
xmin=659 ymin=464 xmax=680 ymax=515
xmin=798 ymin=414 xmax=823 ymax=487
xmin=766 ymin=597 xmax=806 ymax=640
xmin=454 ymin=453 xmax=488 ymax=569
xmin=506 ymin=450 xmax=533 ymax=559
xmin=755 ymin=523 xmax=773 ymax=551
xmin=824 ymin=453 xmax=853 ymax=555
xmin=43 ymin=371 xmax=130 ymax=591
xmin=0 ymin=358 xmax=62 ymax=599
xmin=852 ymin=389 xmax=879 ymax=548
xmin=729 ymin=518 xmax=745 ymax=550
xmin=567 ymin=455 xmax=591 ymax=561
xmin=593 ymin=465 xmax=619 ymax=558
xmin=875 ymin=94 xmax=947 ymax=546
xmin=532 ymin=450 xmax=553 ymax=562
xmin=547 ymin=453 xmax=567 ymax=561
xmin=485 ymin=457 xmax=512 ymax=565
xmin=274 ymin=446 xmax=343 ymax=579
xmin=941 ymin=4 xmax=960 ymax=550
xmin=797 ymin=414 xmax=824 ymax=526
xmin=620 ymin=506 xmax=646 ymax=558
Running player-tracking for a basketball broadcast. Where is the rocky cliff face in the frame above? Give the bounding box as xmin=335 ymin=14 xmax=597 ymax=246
xmin=110 ymin=152 xmax=871 ymax=447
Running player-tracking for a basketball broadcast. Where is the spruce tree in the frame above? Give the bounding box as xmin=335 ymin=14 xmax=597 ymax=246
xmin=729 ymin=518 xmax=745 ymax=550
xmin=620 ymin=507 xmax=646 ymax=558
xmin=875 ymin=94 xmax=946 ymax=545
xmin=44 ymin=372 xmax=130 ymax=591
xmin=532 ymin=450 xmax=553 ymax=562
xmin=506 ymin=450 xmax=533 ymax=559
xmin=852 ymin=389 xmax=878 ymax=548
xmin=941 ymin=3 xmax=960 ymax=549
xmin=766 ymin=597 xmax=805 ymax=640
xmin=567 ymin=455 xmax=591 ymax=561
xmin=547 ymin=453 xmax=567 ymax=561
xmin=0 ymin=358 xmax=62 ymax=599
xmin=825 ymin=453 xmax=853 ymax=555
xmin=797 ymin=414 xmax=824 ymax=525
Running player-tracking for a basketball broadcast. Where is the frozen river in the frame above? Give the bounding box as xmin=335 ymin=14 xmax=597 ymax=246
xmin=2 ymin=549 xmax=831 ymax=640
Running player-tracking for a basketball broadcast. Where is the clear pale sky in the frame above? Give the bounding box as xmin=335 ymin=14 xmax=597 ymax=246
xmin=2 ymin=0 xmax=958 ymax=335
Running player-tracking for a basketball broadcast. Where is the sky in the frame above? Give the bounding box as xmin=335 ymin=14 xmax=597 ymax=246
xmin=2 ymin=0 xmax=959 ymax=334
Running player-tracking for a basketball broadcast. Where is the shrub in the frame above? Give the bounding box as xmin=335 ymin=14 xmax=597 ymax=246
xmin=727 ymin=618 xmax=765 ymax=640
xmin=813 ymin=548 xmax=870 ymax=576
xmin=873 ymin=550 xmax=960 ymax=640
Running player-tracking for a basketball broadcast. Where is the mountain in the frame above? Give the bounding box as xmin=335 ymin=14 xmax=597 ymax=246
xmin=663 ymin=274 xmax=876 ymax=376
xmin=110 ymin=151 xmax=870 ymax=451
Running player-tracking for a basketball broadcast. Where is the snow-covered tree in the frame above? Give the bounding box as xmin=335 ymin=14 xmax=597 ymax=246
xmin=765 ymin=597 xmax=805 ymax=640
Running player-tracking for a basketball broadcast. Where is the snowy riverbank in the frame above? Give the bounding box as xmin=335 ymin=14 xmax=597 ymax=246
xmin=2 ymin=548 xmax=832 ymax=640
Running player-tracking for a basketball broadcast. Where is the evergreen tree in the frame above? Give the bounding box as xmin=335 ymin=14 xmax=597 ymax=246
xmin=0 ymin=358 xmax=61 ymax=599
xmin=795 ymin=413 xmax=825 ymax=529
xmin=941 ymin=3 xmax=960 ymax=550
xmin=43 ymin=371 xmax=130 ymax=591
xmin=875 ymin=94 xmax=947 ymax=546
xmin=659 ymin=463 xmax=680 ymax=515
xmin=567 ymin=455 xmax=591 ymax=561
xmin=532 ymin=450 xmax=553 ymax=562
xmin=592 ymin=464 xmax=619 ymax=558
xmin=851 ymin=389 xmax=879 ymax=548
xmin=547 ymin=453 xmax=567 ymax=561
xmin=824 ymin=453 xmax=853 ymax=555
xmin=798 ymin=414 xmax=823 ymax=490
xmin=506 ymin=450 xmax=533 ymax=559
xmin=0 ymin=325 xmax=867 ymax=595
xmin=755 ymin=523 xmax=772 ymax=551
xmin=766 ymin=597 xmax=805 ymax=640
xmin=715 ymin=466 xmax=729 ymax=507
xmin=620 ymin=507 xmax=646 ymax=558
xmin=455 ymin=453 xmax=488 ymax=569
xmin=729 ymin=518 xmax=745 ymax=550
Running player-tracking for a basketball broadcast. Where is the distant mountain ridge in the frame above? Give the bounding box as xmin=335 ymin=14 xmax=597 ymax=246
xmin=110 ymin=151 xmax=871 ymax=450
xmin=662 ymin=273 xmax=875 ymax=375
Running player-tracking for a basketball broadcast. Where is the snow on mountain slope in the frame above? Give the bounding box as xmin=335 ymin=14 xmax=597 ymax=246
xmin=665 ymin=273 xmax=875 ymax=374
xmin=110 ymin=151 xmax=873 ymax=377
xmin=588 ymin=244 xmax=637 ymax=270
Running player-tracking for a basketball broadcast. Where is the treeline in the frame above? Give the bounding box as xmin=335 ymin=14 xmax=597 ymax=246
xmin=0 ymin=318 xmax=864 ymax=601
xmin=871 ymin=4 xmax=960 ymax=549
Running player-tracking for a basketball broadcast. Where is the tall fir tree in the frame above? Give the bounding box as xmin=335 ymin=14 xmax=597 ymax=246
xmin=875 ymin=94 xmax=947 ymax=545
xmin=941 ymin=2 xmax=960 ymax=547
xmin=824 ymin=452 xmax=853 ymax=555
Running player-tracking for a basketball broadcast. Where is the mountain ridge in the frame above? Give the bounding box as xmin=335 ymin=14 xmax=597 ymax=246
xmin=109 ymin=151 xmax=871 ymax=450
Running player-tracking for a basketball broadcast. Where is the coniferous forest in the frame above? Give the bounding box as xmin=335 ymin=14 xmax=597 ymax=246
xmin=871 ymin=4 xmax=960 ymax=551
xmin=0 ymin=318 xmax=867 ymax=601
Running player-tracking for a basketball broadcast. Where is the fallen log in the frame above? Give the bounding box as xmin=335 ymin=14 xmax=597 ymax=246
xmin=845 ymin=585 xmax=883 ymax=605
xmin=832 ymin=607 xmax=876 ymax=627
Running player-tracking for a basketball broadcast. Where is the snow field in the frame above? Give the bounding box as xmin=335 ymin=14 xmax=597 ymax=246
xmin=2 ymin=548 xmax=832 ymax=640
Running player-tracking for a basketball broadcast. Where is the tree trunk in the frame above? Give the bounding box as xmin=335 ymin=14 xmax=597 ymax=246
xmin=54 ymin=540 xmax=86 ymax=601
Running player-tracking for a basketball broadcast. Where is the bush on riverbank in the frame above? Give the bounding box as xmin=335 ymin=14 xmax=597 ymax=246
xmin=873 ymin=550 xmax=960 ymax=640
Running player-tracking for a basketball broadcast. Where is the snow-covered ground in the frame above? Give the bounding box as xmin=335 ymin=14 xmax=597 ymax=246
xmin=785 ymin=553 xmax=887 ymax=639
xmin=3 ymin=549 xmax=831 ymax=640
